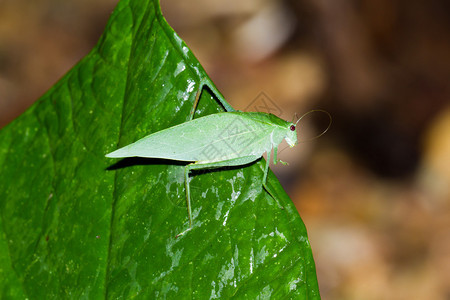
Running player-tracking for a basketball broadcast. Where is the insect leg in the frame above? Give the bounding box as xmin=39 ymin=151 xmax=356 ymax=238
xmin=188 ymin=87 xmax=202 ymax=121
xmin=175 ymin=165 xmax=194 ymax=238
xmin=187 ymin=79 xmax=236 ymax=124
xmin=262 ymin=149 xmax=271 ymax=185
xmin=262 ymin=149 xmax=285 ymax=210
xmin=188 ymin=80 xmax=236 ymax=122
xmin=176 ymin=155 xmax=260 ymax=237
xmin=272 ymin=146 xmax=288 ymax=165
xmin=204 ymin=81 xmax=236 ymax=112
xmin=273 ymin=146 xmax=278 ymax=164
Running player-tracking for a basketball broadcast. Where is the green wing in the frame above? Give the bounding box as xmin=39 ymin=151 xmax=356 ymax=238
xmin=106 ymin=112 xmax=288 ymax=162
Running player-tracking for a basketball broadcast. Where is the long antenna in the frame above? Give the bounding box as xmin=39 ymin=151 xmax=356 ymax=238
xmin=295 ymin=109 xmax=332 ymax=142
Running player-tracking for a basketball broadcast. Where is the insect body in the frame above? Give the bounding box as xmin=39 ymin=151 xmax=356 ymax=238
xmin=106 ymin=111 xmax=298 ymax=236
xmin=106 ymin=112 xmax=297 ymax=163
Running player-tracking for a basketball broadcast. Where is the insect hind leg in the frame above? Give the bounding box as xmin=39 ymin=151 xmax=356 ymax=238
xmin=176 ymin=155 xmax=260 ymax=238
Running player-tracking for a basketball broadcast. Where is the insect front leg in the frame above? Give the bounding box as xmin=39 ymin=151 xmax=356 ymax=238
xmin=273 ymin=146 xmax=288 ymax=166
xmin=273 ymin=146 xmax=278 ymax=164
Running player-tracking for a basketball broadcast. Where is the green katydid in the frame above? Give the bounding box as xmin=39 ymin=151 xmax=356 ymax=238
xmin=106 ymin=86 xmax=328 ymax=236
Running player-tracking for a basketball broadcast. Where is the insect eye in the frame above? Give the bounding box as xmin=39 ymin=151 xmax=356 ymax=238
xmin=290 ymin=125 xmax=296 ymax=131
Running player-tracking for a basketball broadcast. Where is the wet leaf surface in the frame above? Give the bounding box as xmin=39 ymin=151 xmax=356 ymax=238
xmin=0 ymin=0 xmax=319 ymax=298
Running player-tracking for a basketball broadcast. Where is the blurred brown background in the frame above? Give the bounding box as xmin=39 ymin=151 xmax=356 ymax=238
xmin=1 ymin=0 xmax=450 ymax=299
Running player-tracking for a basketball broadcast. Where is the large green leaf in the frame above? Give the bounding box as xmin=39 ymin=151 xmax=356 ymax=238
xmin=0 ymin=0 xmax=320 ymax=298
